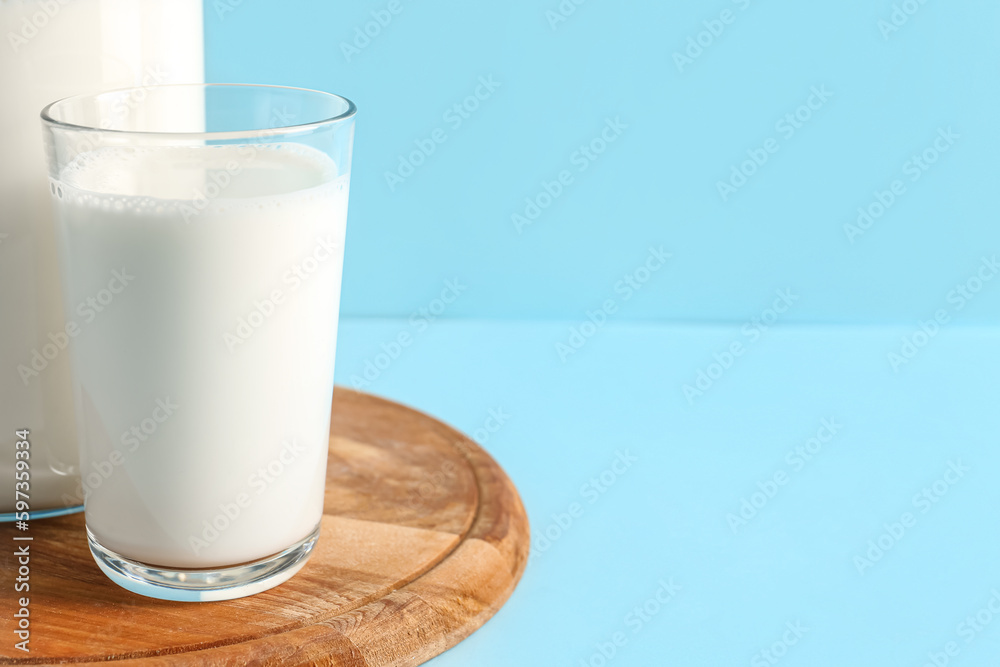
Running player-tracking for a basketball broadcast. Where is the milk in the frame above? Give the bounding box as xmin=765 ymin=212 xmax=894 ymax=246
xmin=52 ymin=144 xmax=348 ymax=568
xmin=0 ymin=0 xmax=203 ymax=515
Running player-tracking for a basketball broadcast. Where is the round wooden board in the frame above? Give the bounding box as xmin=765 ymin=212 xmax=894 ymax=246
xmin=0 ymin=388 xmax=530 ymax=665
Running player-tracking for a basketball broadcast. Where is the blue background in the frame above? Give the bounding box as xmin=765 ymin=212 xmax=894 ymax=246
xmin=207 ymin=0 xmax=1000 ymax=325
xmin=206 ymin=1 xmax=1000 ymax=665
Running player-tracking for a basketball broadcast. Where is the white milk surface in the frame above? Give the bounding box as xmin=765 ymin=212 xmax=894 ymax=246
xmin=53 ymin=144 xmax=348 ymax=568
xmin=0 ymin=0 xmax=204 ymax=514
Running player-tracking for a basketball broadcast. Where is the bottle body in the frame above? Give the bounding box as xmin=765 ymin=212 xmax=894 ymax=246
xmin=0 ymin=0 xmax=205 ymax=517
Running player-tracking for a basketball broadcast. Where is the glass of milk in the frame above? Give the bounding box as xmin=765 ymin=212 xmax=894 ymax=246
xmin=0 ymin=0 xmax=204 ymax=521
xmin=41 ymin=84 xmax=356 ymax=601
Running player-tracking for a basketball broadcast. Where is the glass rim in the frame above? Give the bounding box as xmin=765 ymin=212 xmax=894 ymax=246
xmin=41 ymin=83 xmax=357 ymax=141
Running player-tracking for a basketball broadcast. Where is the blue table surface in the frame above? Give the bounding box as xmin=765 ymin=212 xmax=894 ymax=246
xmin=334 ymin=318 xmax=1000 ymax=667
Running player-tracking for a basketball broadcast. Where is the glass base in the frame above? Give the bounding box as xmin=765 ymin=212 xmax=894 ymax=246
xmin=87 ymin=524 xmax=320 ymax=601
xmin=0 ymin=504 xmax=84 ymax=522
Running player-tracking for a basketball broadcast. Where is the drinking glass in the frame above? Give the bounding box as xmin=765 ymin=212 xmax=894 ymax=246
xmin=41 ymin=84 xmax=355 ymax=601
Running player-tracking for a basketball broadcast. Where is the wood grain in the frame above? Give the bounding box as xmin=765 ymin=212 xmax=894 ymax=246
xmin=0 ymin=388 xmax=529 ymax=665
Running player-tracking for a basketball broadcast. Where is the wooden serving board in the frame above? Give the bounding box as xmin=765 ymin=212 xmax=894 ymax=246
xmin=0 ymin=388 xmax=530 ymax=666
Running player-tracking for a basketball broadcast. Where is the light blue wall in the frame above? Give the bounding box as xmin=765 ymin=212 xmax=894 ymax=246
xmin=206 ymin=0 xmax=1000 ymax=324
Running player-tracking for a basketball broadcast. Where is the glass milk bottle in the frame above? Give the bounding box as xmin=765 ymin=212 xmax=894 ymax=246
xmin=0 ymin=0 xmax=204 ymax=519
